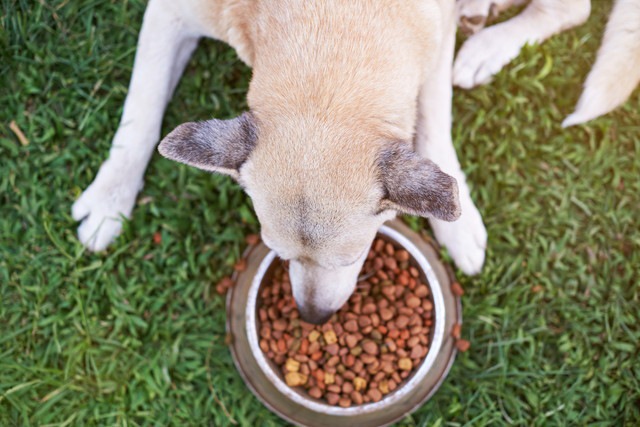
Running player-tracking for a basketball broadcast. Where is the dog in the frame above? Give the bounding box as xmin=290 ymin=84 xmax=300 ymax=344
xmin=72 ymin=0 xmax=487 ymax=324
xmin=453 ymin=0 xmax=640 ymax=127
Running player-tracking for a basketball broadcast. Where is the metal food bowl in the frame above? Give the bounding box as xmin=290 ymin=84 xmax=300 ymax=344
xmin=226 ymin=219 xmax=461 ymax=427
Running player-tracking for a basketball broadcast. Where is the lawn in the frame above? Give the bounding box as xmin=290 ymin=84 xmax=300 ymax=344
xmin=1 ymin=0 xmax=638 ymax=426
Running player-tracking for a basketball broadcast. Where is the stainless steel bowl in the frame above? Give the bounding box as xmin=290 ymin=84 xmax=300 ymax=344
xmin=226 ymin=219 xmax=461 ymax=427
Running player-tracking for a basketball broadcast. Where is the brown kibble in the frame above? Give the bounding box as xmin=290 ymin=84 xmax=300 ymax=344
xmin=395 ymin=250 xmax=410 ymax=262
xmin=294 ymin=354 xmax=309 ymax=363
xmin=384 ymin=257 xmax=397 ymax=271
xmin=415 ymin=285 xmax=429 ymax=298
xmin=343 ymin=370 xmax=356 ymax=381
xmin=368 ymin=388 xmax=383 ymax=402
xmin=451 ymin=282 xmax=465 ymax=296
xmin=215 ymin=277 xmax=234 ymax=295
xmin=326 ymin=355 xmax=340 ymax=367
xmin=405 ymin=295 xmax=421 ymax=308
xmin=327 ymin=384 xmax=341 ymax=394
xmin=273 ymin=319 xmax=288 ymax=331
xmin=396 ymin=315 xmax=410 ymax=329
xmin=325 ymin=343 xmax=340 ymax=356
xmin=357 ymin=315 xmax=371 ymax=327
xmin=245 ymin=234 xmax=260 ymax=246
xmin=338 ymin=397 xmax=352 ymax=408
xmin=344 ymin=319 xmax=359 ymax=333
xmin=452 ymin=323 xmax=462 ymax=339
xmin=362 ymin=303 xmax=377 ymax=314
xmin=344 ymin=354 xmax=355 ymax=367
xmin=362 ymin=340 xmax=379 ymax=356
xmin=308 ymin=340 xmax=321 ymax=355
xmin=345 ymin=334 xmax=359 ymax=348
xmin=384 ymin=243 xmax=394 ymax=256
xmin=379 ymin=307 xmax=394 ymax=321
xmin=326 ymin=392 xmax=340 ymax=405
xmin=350 ymin=391 xmax=364 ymax=405
xmin=410 ymin=345 xmax=424 ymax=359
xmin=398 ymin=358 xmax=413 ymax=371
xmin=360 ymin=353 xmax=376 ymax=364
xmin=234 ymin=258 xmax=247 ymax=272
xmin=308 ymin=387 xmax=322 ymax=399
xmin=456 ymin=339 xmax=471 ymax=352
xmin=350 ymin=346 xmax=363 ymax=356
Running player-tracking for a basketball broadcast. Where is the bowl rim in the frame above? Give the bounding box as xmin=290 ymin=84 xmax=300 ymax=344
xmin=245 ymin=224 xmax=447 ymax=415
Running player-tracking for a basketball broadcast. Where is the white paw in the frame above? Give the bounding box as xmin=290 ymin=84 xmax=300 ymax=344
xmin=430 ymin=200 xmax=487 ymax=275
xmin=72 ymin=161 xmax=143 ymax=251
xmin=457 ymin=0 xmax=493 ymax=36
xmin=453 ymin=24 xmax=524 ymax=89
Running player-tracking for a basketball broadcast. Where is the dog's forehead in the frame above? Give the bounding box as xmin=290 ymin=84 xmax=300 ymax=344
xmin=249 ymin=175 xmax=382 ymax=257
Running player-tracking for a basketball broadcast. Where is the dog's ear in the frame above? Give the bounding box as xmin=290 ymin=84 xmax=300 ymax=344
xmin=379 ymin=142 xmax=461 ymax=221
xmin=158 ymin=112 xmax=257 ymax=179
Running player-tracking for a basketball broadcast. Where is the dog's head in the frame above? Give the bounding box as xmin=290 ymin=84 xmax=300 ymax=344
xmin=159 ymin=112 xmax=460 ymax=324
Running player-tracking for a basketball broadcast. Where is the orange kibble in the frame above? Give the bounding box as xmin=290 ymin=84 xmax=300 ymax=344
xmin=451 ymin=282 xmax=465 ymax=296
xmin=456 ymin=339 xmax=471 ymax=352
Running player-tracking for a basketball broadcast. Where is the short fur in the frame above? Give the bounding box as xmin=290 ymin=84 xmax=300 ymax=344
xmin=73 ymin=0 xmax=488 ymax=323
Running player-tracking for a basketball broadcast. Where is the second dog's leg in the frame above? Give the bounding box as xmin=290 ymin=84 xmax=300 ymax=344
xmin=72 ymin=0 xmax=200 ymax=251
xmin=453 ymin=0 xmax=591 ymax=88
xmin=563 ymin=0 xmax=640 ymax=127
xmin=416 ymin=3 xmax=487 ymax=275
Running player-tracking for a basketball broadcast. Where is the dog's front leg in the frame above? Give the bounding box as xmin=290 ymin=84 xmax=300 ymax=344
xmin=73 ymin=0 xmax=200 ymax=251
xmin=415 ymin=3 xmax=487 ymax=275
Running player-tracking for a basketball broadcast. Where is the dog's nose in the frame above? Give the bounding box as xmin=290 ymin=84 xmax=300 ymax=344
xmin=297 ymin=305 xmax=335 ymax=325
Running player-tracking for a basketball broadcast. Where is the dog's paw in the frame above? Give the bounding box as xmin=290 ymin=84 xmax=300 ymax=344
xmin=457 ymin=0 xmax=495 ymax=36
xmin=430 ymin=201 xmax=487 ymax=275
xmin=453 ymin=24 xmax=524 ymax=89
xmin=72 ymin=162 xmax=143 ymax=251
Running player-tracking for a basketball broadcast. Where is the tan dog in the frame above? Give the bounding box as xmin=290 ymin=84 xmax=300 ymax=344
xmin=73 ymin=0 xmax=487 ymax=323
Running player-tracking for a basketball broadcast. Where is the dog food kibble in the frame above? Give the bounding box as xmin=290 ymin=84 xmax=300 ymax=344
xmin=257 ymin=237 xmax=435 ymax=406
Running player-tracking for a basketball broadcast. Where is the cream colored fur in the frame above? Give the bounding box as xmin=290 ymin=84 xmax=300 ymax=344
xmin=73 ymin=0 xmax=487 ymax=322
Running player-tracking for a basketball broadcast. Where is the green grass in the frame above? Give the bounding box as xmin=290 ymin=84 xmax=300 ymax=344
xmin=1 ymin=0 xmax=638 ymax=425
